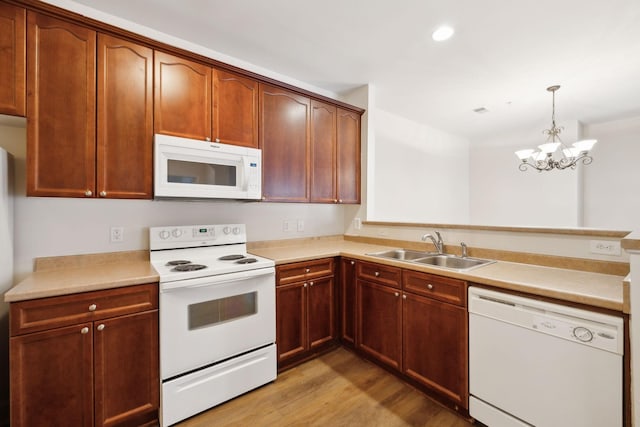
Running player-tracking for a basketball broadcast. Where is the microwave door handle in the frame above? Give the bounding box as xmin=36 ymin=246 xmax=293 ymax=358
xmin=242 ymin=155 xmax=250 ymax=190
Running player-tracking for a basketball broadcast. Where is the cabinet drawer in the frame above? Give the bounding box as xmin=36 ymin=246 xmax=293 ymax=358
xmin=277 ymin=258 xmax=334 ymax=285
xmin=402 ymin=270 xmax=466 ymax=306
xmin=10 ymin=283 xmax=158 ymax=336
xmin=357 ymin=261 xmax=401 ymax=289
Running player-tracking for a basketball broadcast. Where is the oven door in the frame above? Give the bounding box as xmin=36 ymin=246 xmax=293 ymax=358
xmin=160 ymin=267 xmax=275 ymax=379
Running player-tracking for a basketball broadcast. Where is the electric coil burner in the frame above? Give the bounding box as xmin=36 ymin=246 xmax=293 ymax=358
xmin=150 ymin=224 xmax=276 ymax=427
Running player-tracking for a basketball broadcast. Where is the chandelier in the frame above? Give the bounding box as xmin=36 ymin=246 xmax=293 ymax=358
xmin=515 ymin=85 xmax=597 ymax=172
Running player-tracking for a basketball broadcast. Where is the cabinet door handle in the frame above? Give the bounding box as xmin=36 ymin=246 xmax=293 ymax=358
xmin=350 ymin=261 xmax=355 ymax=265
xmin=99 ymin=191 xmax=107 ymax=197
xmin=394 ymin=292 xmax=399 ymax=297
xmin=427 ymin=284 xmax=434 ymax=290
xmin=80 ymin=327 xmax=89 ymax=334
xmin=305 ymin=268 xmax=310 ymax=273
xmin=205 ymin=137 xmax=211 ymax=142
xmin=97 ymin=324 xmax=105 ymax=331
xmin=88 ymin=304 xmax=97 ymax=312
xmin=338 ymin=199 xmax=343 ymax=203
xmin=309 ymin=281 xmax=314 ymax=286
xmin=84 ymin=190 xmax=92 ymax=197
xmin=215 ymin=138 xmax=220 ymax=143
xmin=303 ymin=283 xmax=308 ymax=288
xmin=402 ymin=294 xmax=407 ymax=299
xmin=374 ymin=272 xmax=380 ymax=277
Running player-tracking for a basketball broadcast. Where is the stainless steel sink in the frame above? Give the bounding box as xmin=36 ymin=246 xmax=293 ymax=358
xmin=413 ymin=254 xmax=495 ymax=271
xmin=367 ymin=249 xmax=437 ymax=261
xmin=367 ymin=249 xmax=495 ymax=271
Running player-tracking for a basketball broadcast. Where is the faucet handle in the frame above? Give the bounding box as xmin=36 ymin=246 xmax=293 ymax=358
xmin=460 ymin=242 xmax=468 ymax=258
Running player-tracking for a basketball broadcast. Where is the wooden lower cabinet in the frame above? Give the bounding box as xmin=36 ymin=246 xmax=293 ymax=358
xmin=276 ymin=258 xmax=336 ymax=368
xmin=356 ymin=278 xmax=403 ymax=371
xmin=339 ymin=258 xmax=357 ymax=347
xmin=403 ymin=291 xmax=468 ymax=409
xmin=9 ymin=284 xmax=159 ymax=427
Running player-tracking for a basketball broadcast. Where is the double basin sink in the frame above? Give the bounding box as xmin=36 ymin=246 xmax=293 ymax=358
xmin=367 ymin=249 xmax=495 ymax=271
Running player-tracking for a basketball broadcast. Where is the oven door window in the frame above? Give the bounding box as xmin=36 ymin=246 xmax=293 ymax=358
xmin=168 ymin=159 xmax=237 ymax=187
xmin=188 ymin=292 xmax=257 ymax=330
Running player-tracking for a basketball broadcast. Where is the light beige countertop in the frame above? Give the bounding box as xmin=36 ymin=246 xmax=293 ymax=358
xmin=5 ymin=238 xmax=626 ymax=312
xmin=4 ymin=259 xmax=159 ymax=302
xmin=249 ymin=238 xmax=625 ymax=312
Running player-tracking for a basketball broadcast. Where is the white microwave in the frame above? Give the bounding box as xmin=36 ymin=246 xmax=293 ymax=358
xmin=154 ymin=134 xmax=262 ymax=200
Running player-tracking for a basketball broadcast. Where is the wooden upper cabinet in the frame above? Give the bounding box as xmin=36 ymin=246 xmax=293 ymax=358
xmin=154 ymin=51 xmax=211 ymax=141
xmin=213 ymin=68 xmax=259 ymax=148
xmin=0 ymin=3 xmax=25 ymax=116
xmin=337 ymin=108 xmax=361 ymax=204
xmin=97 ymin=34 xmax=153 ymax=199
xmin=27 ymin=12 xmax=96 ymax=197
xmin=260 ymin=83 xmax=310 ymax=202
xmin=310 ymin=100 xmax=337 ymax=203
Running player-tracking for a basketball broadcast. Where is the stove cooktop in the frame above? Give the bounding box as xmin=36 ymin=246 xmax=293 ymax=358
xmin=149 ymin=224 xmax=274 ymax=283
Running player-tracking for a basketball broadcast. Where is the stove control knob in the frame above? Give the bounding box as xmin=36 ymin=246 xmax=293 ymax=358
xmin=223 ymin=226 xmax=231 ymax=235
xmin=233 ymin=227 xmax=241 ymax=235
xmin=159 ymin=230 xmax=170 ymax=240
xmin=172 ymin=228 xmax=183 ymax=238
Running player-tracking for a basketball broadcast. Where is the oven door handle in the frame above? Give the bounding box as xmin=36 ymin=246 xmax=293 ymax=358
xmin=160 ymin=267 xmax=275 ymax=292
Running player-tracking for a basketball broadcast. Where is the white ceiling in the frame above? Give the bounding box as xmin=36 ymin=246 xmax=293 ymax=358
xmin=69 ymin=0 xmax=640 ymax=140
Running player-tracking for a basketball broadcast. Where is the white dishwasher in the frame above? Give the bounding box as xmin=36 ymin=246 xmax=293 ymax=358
xmin=468 ymin=287 xmax=623 ymax=427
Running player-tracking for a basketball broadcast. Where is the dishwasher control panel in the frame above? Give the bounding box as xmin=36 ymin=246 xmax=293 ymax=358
xmin=469 ymin=287 xmax=623 ymax=355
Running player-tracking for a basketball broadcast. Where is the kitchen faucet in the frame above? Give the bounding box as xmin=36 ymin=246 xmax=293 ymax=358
xmin=421 ymin=231 xmax=444 ymax=254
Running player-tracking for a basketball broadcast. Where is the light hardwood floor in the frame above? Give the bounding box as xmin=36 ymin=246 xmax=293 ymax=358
xmin=177 ymin=347 xmax=474 ymax=427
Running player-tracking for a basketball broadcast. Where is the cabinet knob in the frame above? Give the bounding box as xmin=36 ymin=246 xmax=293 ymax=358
xmin=88 ymin=304 xmax=97 ymax=312
xmin=215 ymin=138 xmax=220 ymax=143
xmin=334 ymin=199 xmax=338 ymax=203
xmin=305 ymin=268 xmax=310 ymax=273
xmin=427 ymin=284 xmax=433 ymax=290
xmin=374 ymin=272 xmax=380 ymax=277
xmin=394 ymin=292 xmax=399 ymax=297
xmin=99 ymin=191 xmax=107 ymax=197
xmin=205 ymin=137 xmax=211 ymax=142
xmin=350 ymin=261 xmax=355 ymax=265
xmin=84 ymin=190 xmax=92 ymax=197
xmin=402 ymin=294 xmax=407 ymax=299
xmin=97 ymin=324 xmax=105 ymax=331
xmin=303 ymin=283 xmax=308 ymax=288
xmin=338 ymin=199 xmax=343 ymax=203
xmin=81 ymin=327 xmax=89 ymax=334
xmin=309 ymin=281 xmax=314 ymax=286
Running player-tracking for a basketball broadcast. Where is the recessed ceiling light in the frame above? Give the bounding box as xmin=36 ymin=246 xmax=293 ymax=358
xmin=432 ymin=25 xmax=454 ymax=42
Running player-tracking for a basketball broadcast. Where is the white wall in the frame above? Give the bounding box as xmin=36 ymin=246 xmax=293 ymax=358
xmin=0 ymin=124 xmax=345 ymax=282
xmin=371 ymin=109 xmax=470 ymax=223
xmin=583 ymin=116 xmax=640 ymax=230
xmin=469 ymin=121 xmax=581 ymax=227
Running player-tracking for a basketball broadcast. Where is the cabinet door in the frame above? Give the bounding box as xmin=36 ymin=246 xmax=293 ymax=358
xmin=276 ymin=281 xmax=307 ymax=362
xmin=97 ymin=34 xmax=153 ymax=199
xmin=356 ymin=279 xmax=402 ymax=371
xmin=94 ymin=311 xmax=159 ymax=427
xmin=403 ymin=292 xmax=468 ymax=408
xmin=308 ymin=276 xmax=335 ymax=349
xmin=154 ymin=51 xmax=211 ymax=140
xmin=212 ymin=68 xmax=259 ymax=148
xmin=340 ymin=258 xmax=357 ymax=346
xmin=0 ymin=3 xmax=25 ymax=116
xmin=336 ymin=108 xmax=361 ymax=204
xmin=10 ymin=323 xmax=94 ymax=427
xmin=27 ymin=12 xmax=96 ymax=197
xmin=260 ymin=83 xmax=310 ymax=202
xmin=310 ymin=100 xmax=337 ymax=203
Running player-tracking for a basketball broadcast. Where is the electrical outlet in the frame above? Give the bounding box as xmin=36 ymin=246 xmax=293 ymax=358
xmin=354 ymin=217 xmax=362 ymax=230
xmin=297 ymin=219 xmax=304 ymax=232
xmin=110 ymin=226 xmax=124 ymax=243
xmin=589 ymin=240 xmax=621 ymax=256
xmin=282 ymin=220 xmax=292 ymax=232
